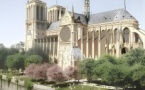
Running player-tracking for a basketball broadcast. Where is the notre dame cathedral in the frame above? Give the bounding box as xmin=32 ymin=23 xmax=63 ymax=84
xmin=25 ymin=0 xmax=145 ymax=68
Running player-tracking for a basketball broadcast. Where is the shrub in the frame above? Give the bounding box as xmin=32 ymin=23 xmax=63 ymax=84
xmin=25 ymin=47 xmax=49 ymax=63
xmin=33 ymin=63 xmax=50 ymax=80
xmin=24 ymin=78 xmax=33 ymax=90
xmin=24 ymin=63 xmax=51 ymax=80
xmin=6 ymin=54 xmax=25 ymax=70
xmin=79 ymin=58 xmax=96 ymax=81
xmin=65 ymin=66 xmax=78 ymax=80
xmin=25 ymin=55 xmax=42 ymax=67
xmin=6 ymin=74 xmax=12 ymax=87
xmin=47 ymin=65 xmax=68 ymax=82
xmin=24 ymin=64 xmax=37 ymax=78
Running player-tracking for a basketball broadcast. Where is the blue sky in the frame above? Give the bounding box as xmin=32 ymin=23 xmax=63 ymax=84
xmin=0 ymin=0 xmax=144 ymax=47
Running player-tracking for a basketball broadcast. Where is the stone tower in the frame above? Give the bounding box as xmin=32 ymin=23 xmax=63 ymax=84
xmin=84 ymin=0 xmax=90 ymax=21
xmin=25 ymin=0 xmax=47 ymax=50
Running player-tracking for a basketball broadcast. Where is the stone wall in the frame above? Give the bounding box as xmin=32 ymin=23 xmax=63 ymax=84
xmin=0 ymin=75 xmax=54 ymax=90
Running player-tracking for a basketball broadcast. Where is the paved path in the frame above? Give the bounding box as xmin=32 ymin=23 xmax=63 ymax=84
xmin=33 ymin=84 xmax=55 ymax=90
xmin=68 ymin=79 xmax=123 ymax=90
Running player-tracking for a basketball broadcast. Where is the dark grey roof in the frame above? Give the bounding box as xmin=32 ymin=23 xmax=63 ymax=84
xmin=74 ymin=13 xmax=88 ymax=24
xmin=47 ymin=21 xmax=60 ymax=30
xmin=47 ymin=12 xmax=87 ymax=30
xmin=47 ymin=9 xmax=136 ymax=30
xmin=68 ymin=11 xmax=87 ymax=24
xmin=27 ymin=0 xmax=45 ymax=4
xmin=89 ymin=9 xmax=136 ymax=24
xmin=48 ymin=5 xmax=65 ymax=9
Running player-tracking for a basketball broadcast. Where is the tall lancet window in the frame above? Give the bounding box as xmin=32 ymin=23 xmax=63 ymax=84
xmin=134 ymin=33 xmax=140 ymax=43
xmin=36 ymin=6 xmax=39 ymax=20
xmin=123 ymin=28 xmax=130 ymax=43
xmin=108 ymin=34 xmax=112 ymax=44
xmin=50 ymin=10 xmax=52 ymax=22
xmin=41 ymin=7 xmax=43 ymax=20
xmin=114 ymin=29 xmax=117 ymax=43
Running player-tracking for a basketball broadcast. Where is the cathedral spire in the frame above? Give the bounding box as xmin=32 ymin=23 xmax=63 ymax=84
xmin=71 ymin=5 xmax=75 ymax=23
xmin=84 ymin=0 xmax=90 ymax=21
xmin=124 ymin=0 xmax=126 ymax=10
xmin=71 ymin=5 xmax=74 ymax=18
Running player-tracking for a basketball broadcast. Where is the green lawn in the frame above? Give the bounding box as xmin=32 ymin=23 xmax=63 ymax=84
xmin=55 ymin=84 xmax=108 ymax=90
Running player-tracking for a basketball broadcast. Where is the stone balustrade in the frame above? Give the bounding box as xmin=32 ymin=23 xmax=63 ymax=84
xmin=0 ymin=75 xmax=54 ymax=90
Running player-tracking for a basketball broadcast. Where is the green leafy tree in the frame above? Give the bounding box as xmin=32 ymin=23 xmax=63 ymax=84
xmin=79 ymin=58 xmax=96 ymax=81
xmin=0 ymin=47 xmax=19 ymax=69
xmin=25 ymin=47 xmax=49 ymax=63
xmin=122 ymin=48 xmax=145 ymax=90
xmin=102 ymin=64 xmax=130 ymax=87
xmin=100 ymin=54 xmax=118 ymax=64
xmin=93 ymin=54 xmax=118 ymax=77
xmin=128 ymin=63 xmax=145 ymax=90
xmin=124 ymin=48 xmax=145 ymax=66
xmin=8 ymin=48 xmax=19 ymax=55
xmin=25 ymin=55 xmax=42 ymax=67
xmin=94 ymin=61 xmax=112 ymax=80
xmin=93 ymin=54 xmax=131 ymax=89
xmin=6 ymin=54 xmax=25 ymax=70
xmin=0 ymin=48 xmax=8 ymax=68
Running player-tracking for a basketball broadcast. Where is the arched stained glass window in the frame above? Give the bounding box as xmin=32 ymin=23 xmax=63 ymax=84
xmin=123 ymin=28 xmax=130 ymax=43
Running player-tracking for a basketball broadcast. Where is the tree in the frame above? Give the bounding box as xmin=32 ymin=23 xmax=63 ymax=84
xmin=102 ymin=64 xmax=130 ymax=87
xmin=6 ymin=55 xmax=13 ymax=69
xmin=47 ymin=65 xmax=68 ymax=83
xmin=129 ymin=63 xmax=145 ymax=90
xmin=0 ymin=48 xmax=8 ymax=68
xmin=24 ymin=63 xmax=51 ymax=80
xmin=94 ymin=54 xmax=121 ymax=77
xmin=94 ymin=61 xmax=112 ymax=79
xmin=33 ymin=63 xmax=51 ymax=80
xmin=92 ymin=54 xmax=132 ymax=89
xmin=25 ymin=47 xmax=49 ymax=63
xmin=121 ymin=48 xmax=145 ymax=90
xmin=6 ymin=54 xmax=25 ymax=70
xmin=24 ymin=64 xmax=37 ymax=78
xmin=7 ymin=48 xmax=19 ymax=55
xmin=65 ymin=66 xmax=78 ymax=80
xmin=0 ymin=47 xmax=19 ymax=69
xmin=79 ymin=48 xmax=145 ymax=90
xmin=99 ymin=54 xmax=118 ymax=65
xmin=25 ymin=55 xmax=42 ymax=67
xmin=79 ymin=58 xmax=96 ymax=81
xmin=124 ymin=48 xmax=145 ymax=66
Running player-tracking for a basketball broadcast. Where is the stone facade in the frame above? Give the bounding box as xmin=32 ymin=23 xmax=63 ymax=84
xmin=25 ymin=0 xmax=145 ymax=68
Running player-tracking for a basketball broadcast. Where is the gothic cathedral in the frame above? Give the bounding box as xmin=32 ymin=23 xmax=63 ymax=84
xmin=25 ymin=0 xmax=145 ymax=68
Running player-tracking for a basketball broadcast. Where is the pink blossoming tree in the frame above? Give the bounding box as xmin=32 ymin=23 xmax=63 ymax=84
xmin=24 ymin=64 xmax=37 ymax=78
xmin=47 ymin=64 xmax=68 ymax=83
xmin=65 ymin=66 xmax=78 ymax=80
xmin=33 ymin=63 xmax=51 ymax=80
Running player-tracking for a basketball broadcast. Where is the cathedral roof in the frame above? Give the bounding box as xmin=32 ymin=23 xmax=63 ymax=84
xmin=48 ymin=5 xmax=65 ymax=9
xmin=68 ymin=11 xmax=88 ymax=24
xmin=139 ymin=29 xmax=145 ymax=35
xmin=47 ymin=21 xmax=60 ymax=30
xmin=73 ymin=13 xmax=88 ymax=24
xmin=47 ymin=9 xmax=137 ymax=30
xmin=88 ymin=9 xmax=137 ymax=24
xmin=27 ymin=0 xmax=43 ymax=3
